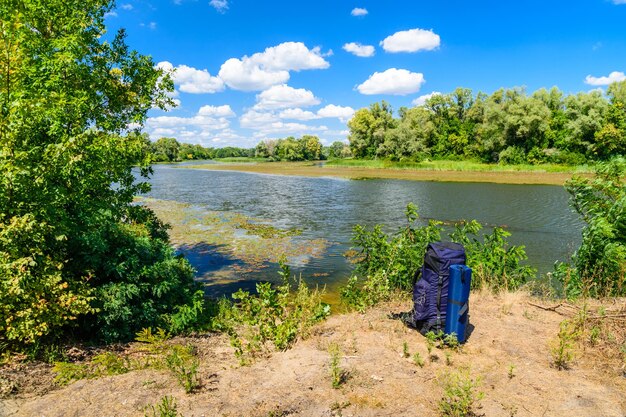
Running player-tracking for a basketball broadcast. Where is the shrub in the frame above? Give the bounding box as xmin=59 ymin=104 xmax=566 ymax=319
xmin=341 ymin=203 xmax=534 ymax=310
xmin=438 ymin=368 xmax=484 ymax=417
xmin=216 ymin=262 xmax=330 ymax=364
xmin=557 ymin=158 xmax=626 ymax=297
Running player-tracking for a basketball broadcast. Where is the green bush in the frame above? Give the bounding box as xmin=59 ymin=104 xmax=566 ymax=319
xmin=0 ymin=1 xmax=208 ymax=351
xmin=556 ymin=158 xmax=626 ymax=297
xmin=341 ymin=203 xmax=535 ymax=310
xmin=216 ymin=262 xmax=330 ymax=364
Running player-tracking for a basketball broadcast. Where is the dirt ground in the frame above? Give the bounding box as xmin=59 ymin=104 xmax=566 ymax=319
xmin=1 ymin=291 xmax=625 ymax=417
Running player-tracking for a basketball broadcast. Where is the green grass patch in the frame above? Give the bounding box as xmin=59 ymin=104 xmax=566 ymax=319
xmin=214 ymin=157 xmax=269 ymax=163
xmin=325 ymin=158 xmax=592 ymax=173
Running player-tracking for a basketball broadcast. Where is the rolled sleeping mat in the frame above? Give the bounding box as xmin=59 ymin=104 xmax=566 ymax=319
xmin=445 ymin=264 xmax=472 ymax=343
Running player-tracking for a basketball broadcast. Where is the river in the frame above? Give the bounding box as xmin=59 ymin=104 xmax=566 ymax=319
xmin=144 ymin=162 xmax=583 ymax=295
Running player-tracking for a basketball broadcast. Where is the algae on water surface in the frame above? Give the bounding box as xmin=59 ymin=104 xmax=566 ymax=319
xmin=138 ymin=198 xmax=328 ymax=293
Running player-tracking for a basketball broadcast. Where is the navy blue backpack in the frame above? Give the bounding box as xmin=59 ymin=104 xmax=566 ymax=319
xmin=412 ymin=242 xmax=466 ymax=335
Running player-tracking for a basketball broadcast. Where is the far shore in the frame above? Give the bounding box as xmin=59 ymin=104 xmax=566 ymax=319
xmin=178 ymin=160 xmax=590 ymax=185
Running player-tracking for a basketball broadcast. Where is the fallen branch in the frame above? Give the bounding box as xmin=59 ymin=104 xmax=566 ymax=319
xmin=527 ymin=302 xmax=563 ymax=312
xmin=586 ymin=314 xmax=626 ymax=320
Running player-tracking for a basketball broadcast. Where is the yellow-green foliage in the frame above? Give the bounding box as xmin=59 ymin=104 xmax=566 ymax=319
xmin=438 ymin=368 xmax=484 ymax=417
xmin=218 ymin=263 xmax=330 ymax=364
xmin=54 ymin=352 xmax=130 ymax=385
xmin=550 ymin=320 xmax=578 ymax=370
xmin=328 ymin=342 xmax=345 ymax=389
xmin=145 ymin=396 xmax=181 ymax=417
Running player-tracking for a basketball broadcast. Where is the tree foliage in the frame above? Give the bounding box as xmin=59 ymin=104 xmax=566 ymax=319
xmin=0 ymin=0 xmax=205 ymax=348
xmin=348 ymin=84 xmax=626 ymax=164
xmin=557 ymin=158 xmax=626 ymax=298
xmin=255 ymin=135 xmax=323 ymax=161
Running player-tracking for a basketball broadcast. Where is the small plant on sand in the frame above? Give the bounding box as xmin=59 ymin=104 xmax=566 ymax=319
xmin=550 ymin=320 xmax=577 ymax=370
xmin=413 ymin=352 xmax=425 ymax=367
xmin=402 ymin=341 xmax=410 ymax=358
xmin=53 ymin=362 xmax=89 ymax=385
xmin=145 ymin=395 xmax=181 ymax=417
xmin=444 ymin=333 xmax=460 ymax=350
xmin=165 ymin=345 xmax=201 ymax=393
xmin=438 ymin=368 xmax=484 ymax=417
xmin=329 ymin=342 xmax=346 ymax=389
xmin=444 ymin=351 xmax=453 ymax=366
xmin=54 ymin=351 xmax=132 ymax=385
xmin=507 ymin=364 xmax=516 ymax=379
xmin=135 ymin=328 xmax=171 ymax=354
xmin=425 ymin=331 xmax=438 ymax=360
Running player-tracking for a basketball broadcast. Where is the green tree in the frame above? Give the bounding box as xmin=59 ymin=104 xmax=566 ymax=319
xmin=152 ymin=137 xmax=181 ymax=162
xmin=563 ymin=90 xmax=608 ymax=158
xmin=327 ymin=141 xmax=346 ymax=159
xmin=301 ymin=135 xmax=322 ymax=160
xmin=0 ymin=0 xmax=204 ymax=347
xmin=348 ymin=101 xmax=396 ymax=158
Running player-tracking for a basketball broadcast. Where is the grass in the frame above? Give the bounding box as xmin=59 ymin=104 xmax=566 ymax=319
xmin=325 ymin=158 xmax=592 ymax=173
xmin=214 ymin=157 xmax=268 ymax=163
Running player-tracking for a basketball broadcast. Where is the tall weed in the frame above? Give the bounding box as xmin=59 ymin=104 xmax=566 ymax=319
xmin=342 ymin=203 xmax=534 ymax=310
xmin=216 ymin=261 xmax=330 ymax=364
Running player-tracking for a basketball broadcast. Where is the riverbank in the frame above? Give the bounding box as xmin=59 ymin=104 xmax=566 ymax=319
xmin=183 ymin=160 xmax=591 ymax=185
xmin=1 ymin=291 xmax=624 ymax=416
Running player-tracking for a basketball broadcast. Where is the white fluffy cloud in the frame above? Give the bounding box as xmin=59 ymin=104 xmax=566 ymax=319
xmin=240 ymin=109 xmax=330 ymax=139
xmin=584 ymin=71 xmax=626 ymax=86
xmin=197 ymin=105 xmax=235 ymax=118
xmin=219 ymin=59 xmax=289 ymax=92
xmin=343 ymin=42 xmax=375 ymax=57
xmin=218 ymin=42 xmax=330 ymax=91
xmin=317 ymin=104 xmax=355 ymax=122
xmin=120 ymin=3 xmax=133 ymax=10
xmin=351 ymin=7 xmax=368 ymax=16
xmin=210 ymin=0 xmax=228 ymax=12
xmin=357 ymin=68 xmax=425 ymax=95
xmin=254 ymin=84 xmax=320 ymax=110
xmin=412 ymin=91 xmax=441 ymax=106
xmin=253 ymin=43 xmax=330 ymax=71
xmin=156 ymin=61 xmax=224 ymax=94
xmin=239 ymin=110 xmax=280 ymax=129
xmin=278 ymin=105 xmax=355 ymax=122
xmin=380 ymin=28 xmax=440 ymax=53
xmin=612 ymin=0 xmax=626 ymax=4
xmin=279 ymin=108 xmax=319 ymax=121
xmin=146 ymin=105 xmax=235 ymax=140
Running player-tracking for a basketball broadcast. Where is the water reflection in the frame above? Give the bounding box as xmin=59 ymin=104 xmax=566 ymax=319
xmin=143 ymin=163 xmax=583 ymax=292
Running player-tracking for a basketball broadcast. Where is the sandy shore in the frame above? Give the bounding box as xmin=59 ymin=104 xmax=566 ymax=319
xmin=2 ymin=291 xmax=624 ymax=416
xmin=181 ymin=162 xmax=584 ymax=185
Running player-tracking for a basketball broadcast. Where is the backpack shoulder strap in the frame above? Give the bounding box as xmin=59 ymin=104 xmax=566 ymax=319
xmin=412 ymin=266 xmax=422 ymax=286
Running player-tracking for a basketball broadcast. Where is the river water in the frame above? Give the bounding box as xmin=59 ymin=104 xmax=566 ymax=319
xmin=144 ymin=162 xmax=583 ymax=294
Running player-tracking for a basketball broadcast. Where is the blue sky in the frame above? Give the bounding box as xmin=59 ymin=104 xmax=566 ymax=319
xmin=105 ymin=0 xmax=626 ymax=148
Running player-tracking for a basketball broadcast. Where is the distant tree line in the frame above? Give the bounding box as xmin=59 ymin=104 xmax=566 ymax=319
xmin=140 ymin=134 xmax=254 ymax=162
xmin=254 ymin=135 xmax=352 ymax=161
xmin=348 ymin=81 xmax=626 ymax=164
